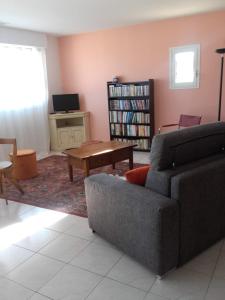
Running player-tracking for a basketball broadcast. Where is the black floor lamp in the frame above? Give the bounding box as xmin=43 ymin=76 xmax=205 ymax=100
xmin=216 ymin=48 xmax=225 ymax=121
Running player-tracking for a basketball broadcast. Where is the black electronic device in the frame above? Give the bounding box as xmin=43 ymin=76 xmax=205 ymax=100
xmin=52 ymin=94 xmax=80 ymax=113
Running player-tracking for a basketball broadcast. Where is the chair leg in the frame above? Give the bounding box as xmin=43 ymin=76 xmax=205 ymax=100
xmin=0 ymin=172 xmax=8 ymax=205
xmin=8 ymin=176 xmax=24 ymax=194
xmin=0 ymin=173 xmax=3 ymax=194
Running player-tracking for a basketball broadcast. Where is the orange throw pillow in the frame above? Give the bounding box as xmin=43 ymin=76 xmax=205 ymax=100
xmin=125 ymin=165 xmax=150 ymax=186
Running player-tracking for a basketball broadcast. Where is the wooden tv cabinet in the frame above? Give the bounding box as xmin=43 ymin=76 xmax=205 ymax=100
xmin=49 ymin=112 xmax=90 ymax=151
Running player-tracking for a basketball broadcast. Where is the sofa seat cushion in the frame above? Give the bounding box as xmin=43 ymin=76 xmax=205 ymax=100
xmin=145 ymin=153 xmax=225 ymax=197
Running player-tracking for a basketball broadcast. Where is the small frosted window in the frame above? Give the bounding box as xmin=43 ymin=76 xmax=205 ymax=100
xmin=170 ymin=44 xmax=200 ymax=89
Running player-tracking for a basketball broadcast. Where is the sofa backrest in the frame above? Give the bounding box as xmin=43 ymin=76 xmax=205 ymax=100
xmin=145 ymin=122 xmax=225 ymax=197
xmin=149 ymin=122 xmax=225 ymax=171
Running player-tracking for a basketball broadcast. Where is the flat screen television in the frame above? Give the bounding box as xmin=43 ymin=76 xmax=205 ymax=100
xmin=52 ymin=94 xmax=80 ymax=113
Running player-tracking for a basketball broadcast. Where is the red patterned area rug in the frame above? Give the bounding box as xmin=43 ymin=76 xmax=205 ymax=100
xmin=4 ymin=155 xmax=144 ymax=218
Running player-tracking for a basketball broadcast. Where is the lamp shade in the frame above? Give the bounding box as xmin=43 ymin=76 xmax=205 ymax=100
xmin=216 ymin=48 xmax=225 ymax=54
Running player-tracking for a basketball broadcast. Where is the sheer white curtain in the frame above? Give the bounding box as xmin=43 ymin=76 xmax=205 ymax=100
xmin=0 ymin=43 xmax=49 ymax=160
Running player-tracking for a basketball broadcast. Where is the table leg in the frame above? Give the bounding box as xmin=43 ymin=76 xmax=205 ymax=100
xmin=68 ymin=163 xmax=73 ymax=182
xmin=84 ymin=160 xmax=90 ymax=177
xmin=0 ymin=173 xmax=3 ymax=194
xmin=129 ymin=151 xmax=134 ymax=169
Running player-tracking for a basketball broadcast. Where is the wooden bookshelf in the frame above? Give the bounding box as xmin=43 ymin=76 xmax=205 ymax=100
xmin=107 ymin=79 xmax=154 ymax=151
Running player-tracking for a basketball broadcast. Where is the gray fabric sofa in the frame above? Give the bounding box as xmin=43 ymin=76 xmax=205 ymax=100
xmin=84 ymin=122 xmax=225 ymax=276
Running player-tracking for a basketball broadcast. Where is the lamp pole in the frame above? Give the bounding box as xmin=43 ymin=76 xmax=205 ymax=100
xmin=216 ymin=48 xmax=225 ymax=121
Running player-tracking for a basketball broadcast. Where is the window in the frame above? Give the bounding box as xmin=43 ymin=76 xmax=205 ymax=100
xmin=0 ymin=43 xmax=48 ymax=110
xmin=0 ymin=43 xmax=49 ymax=160
xmin=169 ymin=44 xmax=200 ymax=89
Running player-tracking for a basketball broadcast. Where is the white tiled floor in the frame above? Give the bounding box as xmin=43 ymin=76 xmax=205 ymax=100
xmin=0 ymin=199 xmax=225 ymax=300
xmin=133 ymin=151 xmax=150 ymax=164
xmin=0 ymin=152 xmax=224 ymax=299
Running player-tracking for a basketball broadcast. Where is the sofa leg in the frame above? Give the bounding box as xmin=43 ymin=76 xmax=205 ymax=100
xmin=156 ymin=267 xmax=176 ymax=280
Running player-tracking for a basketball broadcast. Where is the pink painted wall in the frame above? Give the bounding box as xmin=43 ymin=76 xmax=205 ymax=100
xmin=59 ymin=10 xmax=225 ymax=140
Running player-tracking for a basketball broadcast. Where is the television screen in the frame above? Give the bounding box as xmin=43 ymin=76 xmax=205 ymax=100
xmin=52 ymin=94 xmax=80 ymax=112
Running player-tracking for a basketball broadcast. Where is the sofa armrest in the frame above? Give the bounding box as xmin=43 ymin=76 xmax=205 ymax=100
xmin=171 ymin=158 xmax=225 ymax=265
xmin=85 ymin=173 xmax=179 ymax=276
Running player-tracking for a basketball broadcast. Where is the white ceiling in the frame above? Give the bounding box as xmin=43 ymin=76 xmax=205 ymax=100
xmin=0 ymin=0 xmax=225 ymax=36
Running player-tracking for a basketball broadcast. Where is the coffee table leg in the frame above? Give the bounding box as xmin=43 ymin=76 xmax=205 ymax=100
xmin=69 ymin=163 xmax=73 ymax=182
xmin=84 ymin=168 xmax=89 ymax=177
xmin=129 ymin=151 xmax=134 ymax=169
xmin=84 ymin=160 xmax=90 ymax=177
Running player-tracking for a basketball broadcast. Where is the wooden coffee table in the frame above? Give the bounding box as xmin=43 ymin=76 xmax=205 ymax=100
xmin=64 ymin=141 xmax=136 ymax=181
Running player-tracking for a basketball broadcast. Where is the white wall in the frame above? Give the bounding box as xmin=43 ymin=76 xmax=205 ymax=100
xmin=46 ymin=35 xmax=63 ymax=112
xmin=0 ymin=27 xmax=47 ymax=47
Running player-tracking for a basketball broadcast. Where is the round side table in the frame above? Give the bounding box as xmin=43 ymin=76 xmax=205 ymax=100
xmin=10 ymin=149 xmax=38 ymax=180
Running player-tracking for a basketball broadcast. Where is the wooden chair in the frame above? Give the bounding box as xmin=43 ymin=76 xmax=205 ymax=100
xmin=158 ymin=114 xmax=202 ymax=134
xmin=0 ymin=138 xmax=24 ymax=205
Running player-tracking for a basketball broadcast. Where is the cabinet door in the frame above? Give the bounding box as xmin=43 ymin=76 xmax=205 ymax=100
xmin=70 ymin=127 xmax=84 ymax=147
xmin=57 ymin=128 xmax=71 ymax=149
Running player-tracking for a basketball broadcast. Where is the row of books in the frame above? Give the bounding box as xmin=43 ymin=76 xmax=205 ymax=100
xmin=113 ymin=138 xmax=150 ymax=150
xmin=109 ymin=111 xmax=150 ymax=124
xmin=109 ymin=99 xmax=150 ymax=110
xmin=109 ymin=84 xmax=149 ymax=97
xmin=111 ymin=124 xmax=150 ymax=137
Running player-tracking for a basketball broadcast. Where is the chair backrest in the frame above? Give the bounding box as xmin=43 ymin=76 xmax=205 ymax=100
xmin=178 ymin=114 xmax=201 ymax=128
xmin=0 ymin=138 xmax=17 ymax=163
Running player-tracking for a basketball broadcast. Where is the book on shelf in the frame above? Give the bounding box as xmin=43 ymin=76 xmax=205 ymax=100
xmin=108 ymin=84 xmax=149 ymax=97
xmin=110 ymin=124 xmax=150 ymax=137
xmin=109 ymin=99 xmax=150 ymax=110
xmin=113 ymin=137 xmax=150 ymax=150
xmin=109 ymin=111 xmax=150 ymax=123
